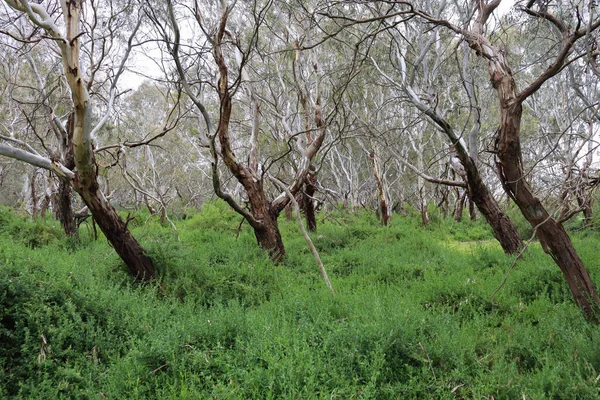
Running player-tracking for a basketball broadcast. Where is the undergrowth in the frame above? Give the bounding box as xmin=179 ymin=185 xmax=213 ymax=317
xmin=0 ymin=204 xmax=599 ymax=399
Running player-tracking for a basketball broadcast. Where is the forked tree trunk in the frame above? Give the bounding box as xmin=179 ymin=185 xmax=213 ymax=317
xmin=254 ymin=213 xmax=285 ymax=263
xmin=246 ymin=181 xmax=286 ymax=262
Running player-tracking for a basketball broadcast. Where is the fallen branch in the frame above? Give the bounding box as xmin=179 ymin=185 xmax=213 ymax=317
xmin=268 ymin=174 xmax=335 ymax=295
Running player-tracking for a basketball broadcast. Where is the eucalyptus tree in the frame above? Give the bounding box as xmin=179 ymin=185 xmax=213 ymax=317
xmin=93 ymin=80 xmax=196 ymax=225
xmin=403 ymin=0 xmax=600 ymax=320
xmin=322 ymin=0 xmax=523 ymax=252
xmin=150 ymin=0 xmax=358 ymax=260
xmin=0 ymin=0 xmax=155 ymax=280
xmin=566 ymin=65 xmax=600 ymax=226
xmin=519 ymin=65 xmax=599 ymax=227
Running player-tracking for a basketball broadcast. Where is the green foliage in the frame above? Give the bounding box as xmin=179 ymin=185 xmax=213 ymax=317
xmin=186 ymin=201 xmax=244 ymax=233
xmin=0 ymin=207 xmax=599 ymax=398
xmin=0 ymin=207 xmax=64 ymax=248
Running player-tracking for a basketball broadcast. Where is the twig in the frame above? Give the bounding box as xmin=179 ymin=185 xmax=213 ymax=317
xmin=235 ymin=217 xmax=245 ymax=240
xmin=149 ymin=363 xmax=168 ymax=374
xmin=490 ymin=215 xmax=553 ymax=303
xmin=418 ymin=341 xmax=436 ymax=382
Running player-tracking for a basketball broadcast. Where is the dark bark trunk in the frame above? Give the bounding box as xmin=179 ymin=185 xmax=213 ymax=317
xmin=144 ymin=194 xmax=156 ymax=215
xmin=436 ymin=187 xmax=449 ymax=218
xmin=284 ymin=203 xmax=293 ymax=221
xmin=74 ymin=175 xmax=155 ymax=281
xmin=55 ymin=112 xmax=77 ymax=236
xmin=492 ymin=60 xmax=600 ymax=321
xmin=407 ymin=86 xmax=523 ymax=253
xmin=463 ymin=159 xmax=523 ymax=254
xmin=421 ymin=201 xmax=430 ymax=227
xmin=454 ymin=190 xmax=466 ymax=222
xmin=55 ymin=180 xmax=77 ymax=236
xmin=468 ymin=195 xmax=476 ymax=221
xmin=303 ymin=166 xmax=318 ymax=232
xmin=245 ymin=180 xmax=286 ymax=263
xmin=30 ymin=172 xmax=38 ymax=217
xmin=254 ymin=212 xmax=285 ymax=263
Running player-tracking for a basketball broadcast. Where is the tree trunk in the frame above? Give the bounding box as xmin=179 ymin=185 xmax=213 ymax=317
xmin=468 ymin=197 xmax=476 ymax=221
xmin=369 ymin=151 xmax=391 ymax=226
xmin=74 ymin=180 xmax=155 ymax=281
xmin=490 ymin=46 xmax=600 ymax=320
xmin=466 ymin=166 xmax=523 ymax=254
xmin=284 ymin=203 xmax=293 ymax=221
xmin=55 ymin=179 xmax=77 ymax=236
xmin=30 ymin=171 xmax=39 ymax=217
xmin=245 ymin=181 xmax=286 ymax=262
xmin=254 ymin=213 xmax=285 ymax=263
xmin=454 ymin=190 xmax=466 ymax=222
xmin=421 ymin=199 xmax=430 ymax=226
xmin=497 ymin=100 xmax=599 ymax=319
xmin=402 ymin=86 xmax=522 ymax=253
xmin=576 ymin=190 xmax=593 ymax=228
xmin=55 ymin=116 xmax=77 ymax=236
xmin=303 ymin=166 xmax=318 ymax=232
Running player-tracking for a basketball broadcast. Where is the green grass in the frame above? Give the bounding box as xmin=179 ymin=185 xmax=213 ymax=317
xmin=1 ymin=204 xmax=599 ymax=399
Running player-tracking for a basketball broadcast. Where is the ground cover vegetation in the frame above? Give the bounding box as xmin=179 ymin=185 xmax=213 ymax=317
xmin=1 ymin=204 xmax=600 ymax=399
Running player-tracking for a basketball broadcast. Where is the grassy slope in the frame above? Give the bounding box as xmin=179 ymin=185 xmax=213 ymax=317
xmin=1 ymin=204 xmax=599 ymax=399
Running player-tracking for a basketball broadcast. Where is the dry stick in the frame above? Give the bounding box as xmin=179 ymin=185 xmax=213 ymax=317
xmin=149 ymin=363 xmax=168 ymax=375
xmin=418 ymin=341 xmax=436 ymax=382
xmin=268 ymin=175 xmax=335 ymax=295
xmin=490 ymin=215 xmax=554 ymax=304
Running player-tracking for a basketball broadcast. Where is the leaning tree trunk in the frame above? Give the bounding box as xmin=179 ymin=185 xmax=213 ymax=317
xmin=470 ymin=4 xmax=600 ymax=320
xmin=62 ymin=0 xmax=154 ymax=281
xmin=402 ymin=86 xmax=523 ymax=253
xmin=2 ymin=0 xmax=154 ymax=280
xmin=496 ymin=96 xmax=599 ymax=320
xmin=73 ymin=177 xmax=155 ymax=281
xmin=465 ymin=161 xmax=523 ymax=254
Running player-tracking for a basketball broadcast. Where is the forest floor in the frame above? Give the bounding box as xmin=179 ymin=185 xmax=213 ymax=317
xmin=1 ymin=203 xmax=599 ymax=399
